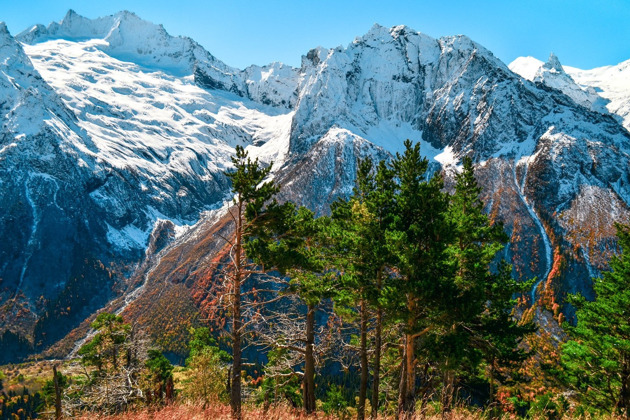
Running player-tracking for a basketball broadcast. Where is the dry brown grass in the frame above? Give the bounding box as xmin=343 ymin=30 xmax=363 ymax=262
xmin=74 ymin=402 xmax=494 ymax=420
xmin=77 ymin=403 xmax=324 ymax=420
xmin=73 ymin=402 xmax=630 ymax=420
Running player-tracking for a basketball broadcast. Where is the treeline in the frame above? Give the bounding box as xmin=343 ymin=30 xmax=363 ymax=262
xmin=214 ymin=141 xmax=535 ymax=419
xmin=10 ymin=140 xmax=630 ymax=419
xmin=216 ymin=141 xmax=630 ymax=419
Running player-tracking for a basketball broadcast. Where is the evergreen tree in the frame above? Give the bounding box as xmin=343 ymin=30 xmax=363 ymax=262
xmin=145 ymin=350 xmax=174 ymax=403
xmin=436 ymin=156 xmax=533 ymax=408
xmin=387 ymin=140 xmax=451 ymax=416
xmin=222 ymin=145 xmax=283 ymax=420
xmin=252 ymin=206 xmax=334 ymax=414
xmin=73 ymin=313 xmax=152 ymax=414
xmin=79 ymin=313 xmax=130 ymax=373
xmin=184 ymin=327 xmax=231 ymax=407
xmin=331 ymin=157 xmax=396 ymax=420
xmin=562 ymin=223 xmax=630 ymax=415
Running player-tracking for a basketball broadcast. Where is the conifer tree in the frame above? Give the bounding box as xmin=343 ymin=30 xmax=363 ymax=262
xmin=331 ymin=157 xmax=395 ymax=420
xmin=369 ymin=159 xmax=396 ymax=418
xmin=562 ymin=223 xmax=630 ymax=415
xmin=438 ymin=155 xmax=507 ymax=408
xmin=223 ymin=145 xmax=282 ymax=420
xmin=79 ymin=313 xmax=130 ymax=373
xmin=278 ymin=207 xmax=331 ymax=414
xmin=387 ymin=140 xmax=451 ymax=416
xmin=437 ymin=156 xmax=533 ymax=408
xmin=251 ymin=205 xmax=336 ymax=414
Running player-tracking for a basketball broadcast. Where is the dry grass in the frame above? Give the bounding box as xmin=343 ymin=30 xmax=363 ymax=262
xmin=77 ymin=403 xmax=326 ymax=420
xmin=73 ymin=402 xmax=494 ymax=420
xmin=73 ymin=402 xmax=630 ymax=420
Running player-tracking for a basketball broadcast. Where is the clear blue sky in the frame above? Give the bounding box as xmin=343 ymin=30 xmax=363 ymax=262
xmin=1 ymin=0 xmax=628 ymax=70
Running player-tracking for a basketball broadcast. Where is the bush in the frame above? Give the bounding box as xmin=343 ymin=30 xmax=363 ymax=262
xmin=527 ymin=392 xmax=569 ymax=420
xmin=181 ymin=327 xmax=230 ymax=407
xmin=321 ymin=384 xmax=350 ymax=419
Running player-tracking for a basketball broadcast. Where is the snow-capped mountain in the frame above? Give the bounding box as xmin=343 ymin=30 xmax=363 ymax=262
xmin=0 ymin=11 xmax=295 ymax=350
xmin=2 ymin=11 xmax=630 ymax=359
xmin=566 ymin=59 xmax=630 ymax=132
xmin=510 ymin=54 xmax=630 ymax=130
xmin=119 ymin=22 xmax=630 ymax=358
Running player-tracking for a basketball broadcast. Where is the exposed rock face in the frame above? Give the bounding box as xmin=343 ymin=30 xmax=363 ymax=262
xmin=3 ymin=12 xmax=630 ymax=358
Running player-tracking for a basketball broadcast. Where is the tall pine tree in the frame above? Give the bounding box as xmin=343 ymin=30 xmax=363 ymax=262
xmin=436 ymin=156 xmax=533 ymax=408
xmin=562 ymin=223 xmax=630 ymax=416
xmin=387 ymin=140 xmax=451 ymax=416
xmin=223 ymin=145 xmax=282 ymax=420
xmin=330 ymin=157 xmax=396 ymax=420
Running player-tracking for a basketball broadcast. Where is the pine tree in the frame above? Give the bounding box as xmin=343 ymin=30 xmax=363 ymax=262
xmin=252 ymin=205 xmax=337 ymax=414
xmin=280 ymin=207 xmax=331 ymax=414
xmin=331 ymin=157 xmax=396 ymax=420
xmin=562 ymin=223 xmax=630 ymax=416
xmin=79 ymin=313 xmax=130 ymax=373
xmin=242 ymin=182 xmax=338 ymax=416
xmin=436 ymin=156 xmax=533 ymax=408
xmin=223 ymin=145 xmax=282 ymax=420
xmin=387 ymin=140 xmax=451 ymax=416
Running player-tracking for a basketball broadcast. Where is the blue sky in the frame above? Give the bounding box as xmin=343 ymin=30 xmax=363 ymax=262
xmin=1 ymin=0 xmax=628 ymax=70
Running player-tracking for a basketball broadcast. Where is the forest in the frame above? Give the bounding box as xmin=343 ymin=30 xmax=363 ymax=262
xmin=2 ymin=140 xmax=629 ymax=419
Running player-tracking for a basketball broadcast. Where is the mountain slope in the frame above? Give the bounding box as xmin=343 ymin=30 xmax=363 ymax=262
xmin=0 ymin=14 xmax=295 ymax=353
xmin=17 ymin=10 xmax=300 ymax=108
xmin=92 ymin=23 xmax=630 ymax=357
xmin=3 ymin=12 xmax=630 ymax=359
xmin=565 ymin=59 xmax=630 ymax=132
xmin=510 ymin=54 xmax=630 ymax=130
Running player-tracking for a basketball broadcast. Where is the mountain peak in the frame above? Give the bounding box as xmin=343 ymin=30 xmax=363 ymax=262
xmin=357 ymin=23 xmax=404 ymax=43
xmin=17 ymin=9 xmax=165 ymax=47
xmin=543 ymin=52 xmax=564 ymax=73
xmin=509 ymin=53 xmax=610 ymax=113
xmin=0 ymin=22 xmax=13 ymax=49
xmin=62 ymin=9 xmax=79 ymax=23
xmin=116 ymin=10 xmax=139 ymax=19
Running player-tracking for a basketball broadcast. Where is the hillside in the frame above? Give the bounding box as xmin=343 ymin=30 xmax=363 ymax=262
xmin=1 ymin=11 xmax=630 ymax=361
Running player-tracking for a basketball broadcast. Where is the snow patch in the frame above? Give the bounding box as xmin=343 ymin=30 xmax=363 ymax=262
xmin=106 ymin=223 xmax=149 ymax=250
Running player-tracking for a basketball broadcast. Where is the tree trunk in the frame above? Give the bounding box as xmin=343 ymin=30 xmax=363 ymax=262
xmin=112 ymin=338 xmax=118 ymax=371
xmin=488 ymin=359 xmax=495 ymax=408
xmin=441 ymin=367 xmax=455 ymax=415
xmin=403 ymin=331 xmax=416 ymax=413
xmin=621 ymin=352 xmax=630 ymax=418
xmin=397 ymin=338 xmax=408 ymax=418
xmin=303 ymin=304 xmax=316 ymax=414
xmin=398 ymin=295 xmax=417 ymax=417
xmin=358 ymin=298 xmax=369 ymax=420
xmin=231 ymin=201 xmax=243 ymax=420
xmin=126 ymin=324 xmax=134 ymax=369
xmin=53 ymin=365 xmax=62 ymax=420
xmin=398 ymin=334 xmax=416 ymax=416
xmin=166 ymin=376 xmax=174 ymax=403
xmin=370 ymin=305 xmax=382 ymax=419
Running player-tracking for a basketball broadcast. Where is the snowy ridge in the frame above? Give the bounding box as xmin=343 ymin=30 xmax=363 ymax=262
xmin=18 ymin=10 xmax=227 ymax=76
xmin=510 ymin=54 xmax=630 ymax=130
xmin=23 ymin=39 xmax=293 ymax=177
xmin=3 ymin=11 xmax=630 ymax=352
xmin=18 ymin=35 xmax=296 ymax=256
xmin=509 ymin=56 xmax=544 ymax=81
xmin=534 ymin=53 xmax=607 ymax=113
xmin=17 ymin=10 xmax=299 ymax=108
xmin=566 ymin=59 xmax=630 ymax=131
